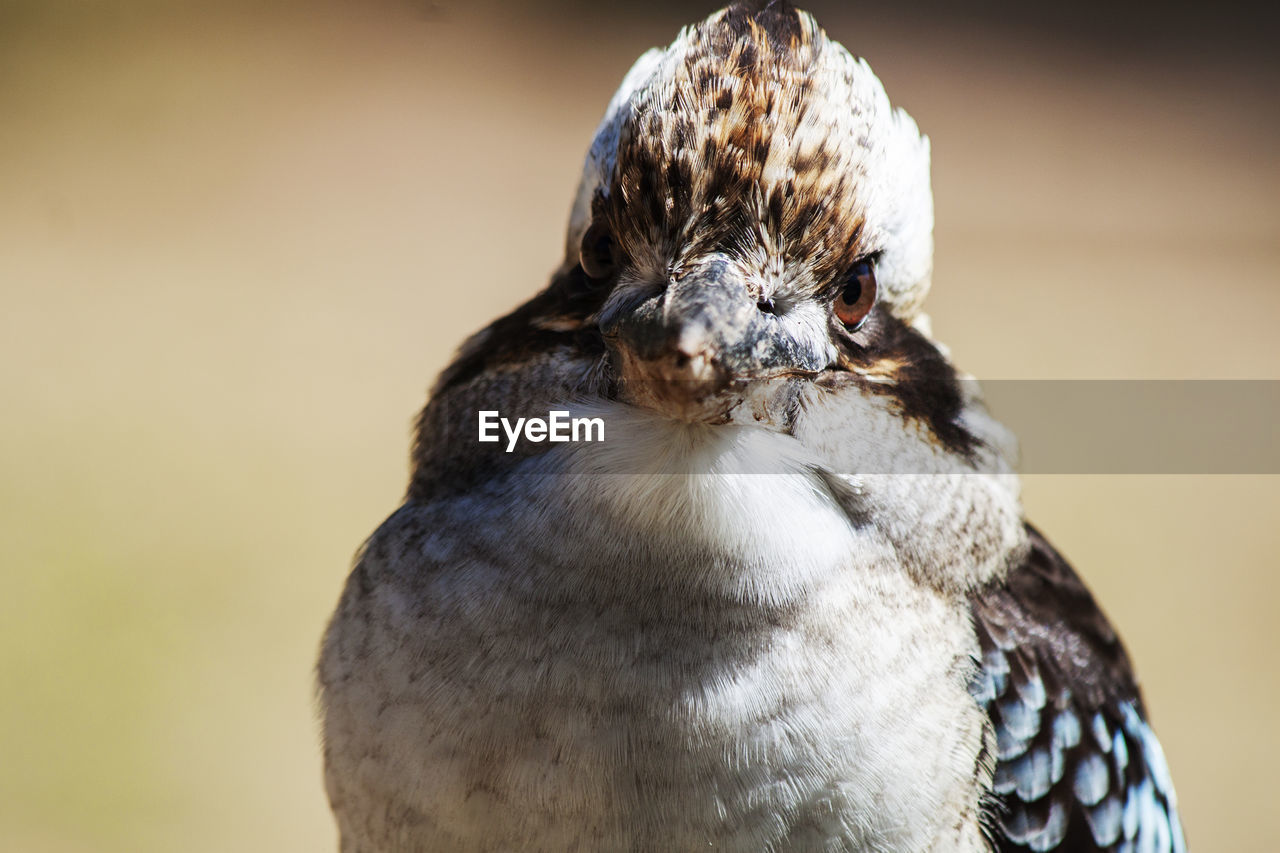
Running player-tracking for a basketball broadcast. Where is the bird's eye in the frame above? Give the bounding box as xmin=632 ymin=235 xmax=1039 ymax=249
xmin=579 ymin=222 xmax=617 ymax=281
xmin=834 ymin=258 xmax=878 ymax=330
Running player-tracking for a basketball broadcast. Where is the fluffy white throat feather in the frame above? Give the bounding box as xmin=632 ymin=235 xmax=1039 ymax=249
xmin=522 ymin=401 xmax=869 ymax=603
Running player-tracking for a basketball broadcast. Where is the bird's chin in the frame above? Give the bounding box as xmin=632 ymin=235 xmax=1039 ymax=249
xmin=612 ymin=360 xmax=802 ymax=429
xmin=606 ymin=348 xmax=733 ymax=423
xmin=617 ymin=378 xmax=740 ymax=424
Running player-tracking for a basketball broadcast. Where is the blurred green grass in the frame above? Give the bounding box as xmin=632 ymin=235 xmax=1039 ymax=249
xmin=1 ymin=2 xmax=1277 ymax=851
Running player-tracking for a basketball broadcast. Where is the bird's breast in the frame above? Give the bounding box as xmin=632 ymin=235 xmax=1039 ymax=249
xmin=321 ymin=419 xmax=996 ymax=850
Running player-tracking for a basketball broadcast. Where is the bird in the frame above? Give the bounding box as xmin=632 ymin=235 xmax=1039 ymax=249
xmin=317 ymin=3 xmax=1187 ymax=851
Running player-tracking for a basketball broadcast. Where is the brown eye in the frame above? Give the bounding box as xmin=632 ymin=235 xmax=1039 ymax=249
xmin=579 ymin=222 xmax=617 ymax=281
xmin=834 ymin=258 xmax=877 ymax=330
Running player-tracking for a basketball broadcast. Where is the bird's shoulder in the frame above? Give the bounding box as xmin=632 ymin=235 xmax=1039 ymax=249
xmin=970 ymin=524 xmax=1186 ymax=852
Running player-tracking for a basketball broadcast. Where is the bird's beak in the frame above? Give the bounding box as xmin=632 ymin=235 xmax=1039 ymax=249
xmin=601 ymin=257 xmax=829 ymax=419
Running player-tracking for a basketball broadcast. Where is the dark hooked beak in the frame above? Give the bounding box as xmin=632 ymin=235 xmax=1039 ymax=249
xmin=600 ymin=258 xmax=832 ymax=416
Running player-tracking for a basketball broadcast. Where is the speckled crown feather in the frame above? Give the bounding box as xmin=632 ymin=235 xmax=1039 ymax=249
xmin=566 ymin=3 xmax=934 ymax=318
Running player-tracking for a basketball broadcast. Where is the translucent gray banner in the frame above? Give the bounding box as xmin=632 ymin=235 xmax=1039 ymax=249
xmin=441 ymin=380 xmax=1280 ymax=474
xmin=980 ymin=380 xmax=1279 ymax=474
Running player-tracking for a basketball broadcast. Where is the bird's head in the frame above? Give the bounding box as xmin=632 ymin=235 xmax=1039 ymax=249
xmin=568 ymin=2 xmax=934 ymax=423
xmin=414 ymin=2 xmax=1019 ymax=578
xmin=418 ymin=2 xmax=1016 ymax=500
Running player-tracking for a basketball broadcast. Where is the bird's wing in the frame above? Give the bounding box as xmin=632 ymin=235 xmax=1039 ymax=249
xmin=969 ymin=525 xmax=1186 ymax=852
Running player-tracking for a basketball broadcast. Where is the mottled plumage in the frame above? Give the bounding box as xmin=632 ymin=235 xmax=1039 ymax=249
xmin=319 ymin=4 xmax=1185 ymax=851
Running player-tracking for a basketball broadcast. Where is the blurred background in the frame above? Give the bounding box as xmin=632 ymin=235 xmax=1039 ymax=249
xmin=2 ymin=1 xmax=1276 ymax=850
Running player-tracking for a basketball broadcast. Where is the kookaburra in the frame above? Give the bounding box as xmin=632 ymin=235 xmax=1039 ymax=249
xmin=318 ymin=4 xmax=1186 ymax=851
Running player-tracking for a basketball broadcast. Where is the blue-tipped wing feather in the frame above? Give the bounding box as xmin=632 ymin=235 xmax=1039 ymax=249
xmin=971 ymin=526 xmax=1186 ymax=852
